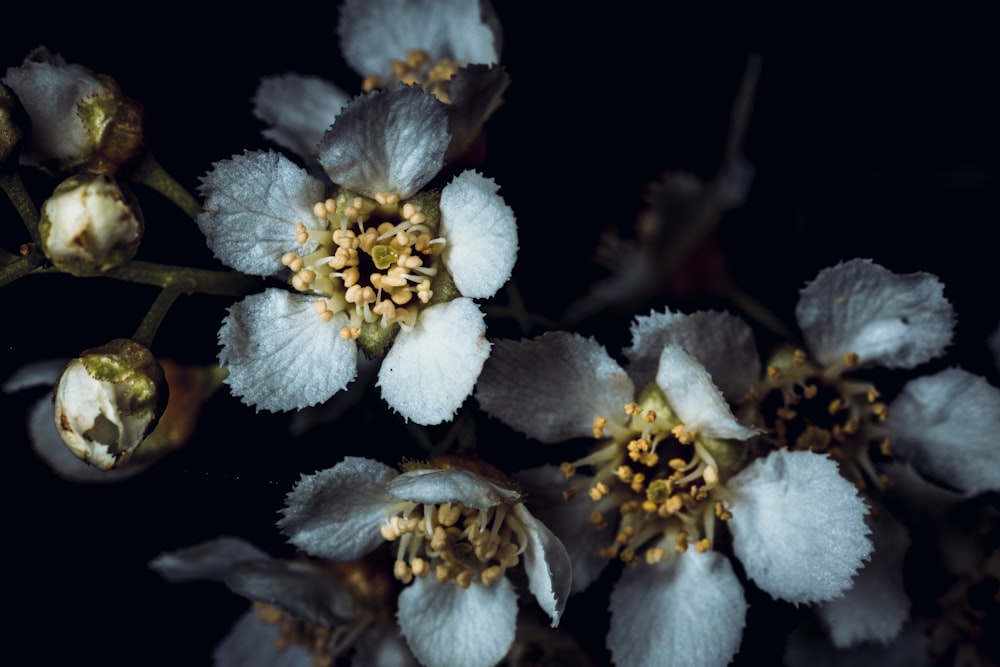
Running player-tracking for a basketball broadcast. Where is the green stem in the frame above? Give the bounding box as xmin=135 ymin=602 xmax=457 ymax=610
xmin=0 ymin=251 xmax=44 ymax=287
xmin=132 ymin=281 xmax=185 ymax=347
xmin=1 ymin=170 xmax=41 ymax=245
xmin=128 ymin=151 xmax=202 ymax=221
xmin=105 ymin=260 xmax=264 ymax=296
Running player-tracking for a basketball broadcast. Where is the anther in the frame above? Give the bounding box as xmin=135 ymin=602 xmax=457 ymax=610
xmin=802 ymin=384 xmax=819 ymax=399
xmin=714 ymin=502 xmax=733 ymax=521
xmin=873 ymin=403 xmax=888 ymax=420
xmin=645 ymin=547 xmax=666 ymax=564
xmin=793 ymin=349 xmax=807 ymax=366
xmin=844 ymin=352 xmax=861 ymax=367
xmin=393 ymin=559 xmax=414 ymax=584
xmin=411 ymin=558 xmax=430 ymax=578
xmin=481 ymin=566 xmax=504 ymax=587
xmin=675 ymin=533 xmax=689 ymax=553
xmin=827 ymin=398 xmax=843 ymax=415
xmin=767 ymin=365 xmax=783 ymax=380
xmin=593 ymin=416 xmax=607 ymax=438
xmin=559 ymin=462 xmax=575 ymax=479
xmin=694 ymin=538 xmax=712 ymax=553
xmin=589 ymin=482 xmax=610 ymax=501
xmin=455 ymin=570 xmax=474 ymax=589
xmin=702 ymin=466 xmax=719 ymax=487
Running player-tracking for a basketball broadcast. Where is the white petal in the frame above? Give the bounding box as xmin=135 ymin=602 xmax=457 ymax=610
xmin=198 ymin=151 xmax=326 ymax=275
xmin=338 ymin=0 xmax=499 ymax=82
xmin=149 ymin=536 xmax=268 ymax=582
xmin=475 ymin=331 xmax=634 ymax=443
xmin=213 ymin=610 xmax=313 ymax=667
xmin=625 ymin=308 xmax=761 ymax=403
xmin=608 ymin=550 xmax=746 ymax=667
xmin=816 ymin=507 xmax=911 ymax=647
xmin=378 ymin=298 xmax=489 ymax=425
xmin=218 ymin=289 xmax=358 ymax=412
xmin=511 ymin=504 xmax=572 ymax=626
xmin=655 ymin=345 xmax=759 ymax=440
xmin=388 ymin=468 xmax=521 ymax=509
xmin=439 ymin=170 xmax=517 ymax=298
xmin=727 ymin=449 xmax=873 ymax=603
xmin=513 ymin=466 xmax=612 ymax=594
xmin=397 ymin=576 xmax=516 ymax=667
xmin=318 ymin=85 xmax=449 ymax=199
xmin=253 ymin=74 xmax=350 ymax=158
xmin=887 ymin=368 xmax=1000 ymax=495
xmin=278 ymin=457 xmax=397 ymax=560
xmin=795 ymin=259 xmax=954 ymax=368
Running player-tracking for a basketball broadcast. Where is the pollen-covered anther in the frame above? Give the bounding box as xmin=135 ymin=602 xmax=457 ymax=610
xmin=645 ymin=547 xmax=666 ymax=564
xmin=644 ymin=410 xmax=657 ymax=423
xmin=776 ymin=406 xmax=798 ymax=421
xmin=616 ymin=465 xmax=634 ymax=482
xmin=589 ymin=482 xmax=611 ymax=500
xmin=873 ymin=403 xmax=889 ymax=420
xmin=559 ymin=462 xmax=576 ymax=479
xmin=589 ymin=511 xmax=607 ymax=531
xmin=675 ymin=532 xmax=689 ymax=553
xmin=593 ymin=416 xmax=608 ymax=438
xmin=671 ymin=424 xmax=696 ymax=444
xmin=793 ymin=349 xmax=807 ymax=366
xmin=454 ymin=570 xmax=474 ymax=589
xmin=620 ymin=549 xmax=637 ymax=565
xmin=339 ymin=326 xmax=361 ymax=340
xmin=615 ymin=526 xmax=636 ymax=545
xmin=394 ymin=559 xmax=414 ymax=584
xmin=624 ymin=402 xmax=641 ymax=416
xmin=714 ymin=502 xmax=733 ymax=521
xmin=294 ymin=221 xmax=309 ymax=244
xmin=802 ymin=384 xmax=819 ymax=399
xmin=410 ymin=557 xmax=430 ymax=578
xmin=481 ymin=565 xmax=504 ymax=587
xmin=437 ymin=503 xmax=462 ymax=527
xmin=694 ymin=538 xmax=712 ymax=553
xmin=827 ymin=398 xmax=843 ymax=415
xmin=767 ymin=365 xmax=784 ymax=380
xmin=879 ymin=438 xmax=893 ymax=457
xmin=844 ymin=352 xmax=861 ymax=367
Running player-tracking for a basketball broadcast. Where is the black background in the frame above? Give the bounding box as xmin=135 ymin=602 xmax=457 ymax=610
xmin=3 ymin=3 xmax=999 ymax=665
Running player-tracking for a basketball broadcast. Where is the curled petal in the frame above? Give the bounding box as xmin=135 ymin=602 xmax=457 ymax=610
xmin=887 ymin=368 xmax=1000 ymax=495
xmin=278 ymin=456 xmax=397 ymax=560
xmin=388 ymin=468 xmax=521 ymax=509
xmin=378 ymin=298 xmax=489 ymax=425
xmin=727 ymin=449 xmax=873 ymax=603
xmin=218 ymin=290 xmax=357 ymax=412
xmin=439 ymin=170 xmax=517 ymax=299
xmin=796 ymin=259 xmax=954 ymax=369
xmin=511 ymin=503 xmax=572 ymax=626
xmin=198 ymin=151 xmax=326 ymax=276
xmin=397 ymin=576 xmax=516 ymax=667
xmin=475 ymin=332 xmax=634 ymax=443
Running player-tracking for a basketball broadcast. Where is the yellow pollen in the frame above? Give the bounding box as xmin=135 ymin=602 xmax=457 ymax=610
xmin=714 ymin=502 xmax=733 ymax=521
xmin=560 ymin=462 xmax=576 ymax=479
xmin=867 ymin=387 xmax=881 ymax=402
xmin=592 ymin=416 xmax=607 ymax=438
xmin=827 ymin=398 xmax=843 ymax=415
xmin=455 ymin=570 xmax=474 ymax=589
xmin=645 ymin=547 xmax=666 ymax=564
xmin=842 ymin=419 xmax=860 ymax=435
xmin=671 ymin=424 xmax=696 ymax=444
xmin=411 ymin=557 xmax=430 ymax=578
xmin=694 ymin=538 xmax=712 ymax=553
xmin=844 ymin=352 xmax=861 ymax=367
xmin=393 ymin=559 xmax=413 ymax=584
xmin=665 ymin=495 xmax=684 ymax=515
xmin=873 ymin=403 xmax=889 ymax=420
xmin=619 ymin=549 xmax=637 ymax=565
xmin=498 ymin=543 xmax=520 ymax=568
xmin=438 ymin=504 xmax=462 ymax=527
xmin=802 ymin=384 xmax=819 ymax=399
xmin=767 ymin=365 xmax=783 ymax=380
xmin=624 ymin=403 xmax=640 ymax=416
xmin=617 ymin=465 xmax=634 ymax=481
xmin=599 ymin=546 xmax=619 ymax=560
xmin=589 ymin=482 xmax=610 ymax=500
xmin=481 ymin=565 xmax=504 ymax=587
xmin=380 ymin=523 xmax=399 ymax=541
xmin=588 ymin=512 xmax=607 ymax=531
xmin=675 ymin=533 xmax=689 ymax=553
xmin=615 ymin=526 xmax=636 ymax=545
xmin=645 ymin=410 xmax=657 ymax=423
xmin=641 ymin=500 xmax=658 ymax=513
xmin=880 ymin=438 xmax=893 ymax=457
xmin=620 ymin=500 xmax=640 ymax=514
xmin=339 ymin=326 xmax=361 ymax=340
xmin=776 ymin=407 xmax=798 ymax=421
xmin=667 ymin=458 xmax=687 ymax=471
xmin=793 ymin=349 xmax=807 ymax=365
xmin=629 ymin=473 xmax=646 ymax=493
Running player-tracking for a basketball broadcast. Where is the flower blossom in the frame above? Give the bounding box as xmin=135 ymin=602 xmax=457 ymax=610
xmin=198 ymin=84 xmax=517 ymax=424
xmin=475 ymin=328 xmax=873 ymax=666
xmin=277 ymin=455 xmax=572 ymax=667
xmin=254 ymin=0 xmax=508 ymax=162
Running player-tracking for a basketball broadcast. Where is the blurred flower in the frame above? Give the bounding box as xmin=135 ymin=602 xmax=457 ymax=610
xmin=254 ymin=0 xmax=507 ymax=162
xmin=475 ymin=328 xmax=872 ymax=666
xmin=39 ymin=173 xmax=143 ymax=276
xmin=278 ymin=454 xmax=572 ymax=667
xmin=199 ymin=84 xmax=516 ymax=424
xmin=0 ymin=81 xmax=30 ymax=167
xmin=150 ymin=536 xmax=416 ymax=667
xmin=2 ymin=46 xmax=143 ymax=175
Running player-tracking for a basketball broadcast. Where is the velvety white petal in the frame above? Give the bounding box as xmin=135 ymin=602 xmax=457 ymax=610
xmin=213 ymin=610 xmax=313 ymax=667
xmin=149 ymin=536 xmax=268 ymax=582
xmin=338 ymin=0 xmax=500 ymax=82
xmin=655 ymin=345 xmax=759 ymax=440
xmin=218 ymin=289 xmax=357 ymax=412
xmin=388 ymin=468 xmax=521 ymax=509
xmin=727 ymin=449 xmax=873 ymax=603
xmin=816 ymin=507 xmax=910 ymax=647
xmin=318 ymin=85 xmax=449 ymax=199
xmin=278 ymin=456 xmax=397 ymax=560
xmin=511 ymin=503 xmax=572 ymax=626
xmin=197 ymin=151 xmax=326 ymax=276
xmin=253 ymin=74 xmax=350 ymax=159
xmin=608 ymin=550 xmax=747 ymax=667
xmin=887 ymin=368 xmax=1000 ymax=494
xmin=514 ymin=466 xmax=612 ymax=593
xmin=28 ymin=393 xmax=149 ymax=483
xmin=475 ymin=331 xmax=634 ymax=443
xmin=438 ymin=170 xmax=517 ymax=298
xmin=785 ymin=619 xmax=932 ymax=667
xmin=625 ymin=308 xmax=761 ymax=403
xmin=378 ymin=297 xmax=489 ymax=425
xmin=224 ymin=559 xmax=356 ymax=627
xmin=397 ymin=576 xmax=516 ymax=667
xmin=795 ymin=259 xmax=954 ymax=368
xmin=2 ymin=358 xmax=67 ymax=391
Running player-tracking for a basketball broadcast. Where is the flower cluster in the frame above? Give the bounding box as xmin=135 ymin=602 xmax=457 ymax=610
xmin=4 ymin=2 xmax=999 ymax=667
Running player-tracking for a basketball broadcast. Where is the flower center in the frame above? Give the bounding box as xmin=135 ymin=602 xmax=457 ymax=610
xmin=252 ymin=602 xmax=345 ymax=667
xmin=380 ymin=500 xmax=527 ymax=589
xmin=743 ymin=347 xmax=892 ymax=491
xmin=281 ymin=189 xmax=447 ymax=351
xmin=362 ymin=49 xmax=459 ymax=104
xmin=562 ymin=387 xmax=736 ymax=567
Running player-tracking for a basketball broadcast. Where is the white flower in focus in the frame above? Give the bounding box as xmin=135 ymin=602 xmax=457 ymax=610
xmin=2 ymin=46 xmax=144 ymax=174
xmin=475 ymin=329 xmax=873 ymax=666
xmin=254 ymin=0 xmax=507 ymax=160
xmin=199 ymin=85 xmax=517 ymax=424
xmin=278 ymin=455 xmax=572 ymax=667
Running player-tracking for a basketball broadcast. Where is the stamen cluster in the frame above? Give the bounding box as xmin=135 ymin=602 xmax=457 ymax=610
xmin=363 ymin=49 xmax=460 ymax=103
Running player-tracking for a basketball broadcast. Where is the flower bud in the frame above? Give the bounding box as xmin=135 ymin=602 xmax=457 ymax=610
xmin=39 ymin=173 xmax=143 ymax=276
xmin=53 ymin=339 xmax=168 ymax=471
xmin=0 ymin=82 xmax=30 ymax=168
xmin=1 ymin=46 xmax=144 ymax=174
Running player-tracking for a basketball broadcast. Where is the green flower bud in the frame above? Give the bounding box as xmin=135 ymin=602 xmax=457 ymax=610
xmin=0 ymin=82 xmax=30 ymax=168
xmin=52 ymin=339 xmax=168 ymax=471
xmin=39 ymin=173 xmax=143 ymax=276
xmin=2 ymin=47 xmax=144 ymax=175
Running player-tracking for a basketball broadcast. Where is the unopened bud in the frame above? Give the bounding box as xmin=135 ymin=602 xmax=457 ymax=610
xmin=0 ymin=82 xmax=30 ymax=168
xmin=2 ymin=46 xmax=144 ymax=174
xmin=39 ymin=174 xmax=143 ymax=276
xmin=53 ymin=339 xmax=167 ymax=470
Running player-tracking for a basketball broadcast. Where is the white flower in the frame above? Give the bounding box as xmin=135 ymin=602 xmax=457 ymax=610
xmin=278 ymin=455 xmax=572 ymax=667
xmin=150 ymin=536 xmax=416 ymax=667
xmin=475 ymin=329 xmax=872 ymax=666
xmin=199 ymin=85 xmax=517 ymax=424
xmin=2 ymin=46 xmax=143 ymax=174
xmin=254 ymin=0 xmax=507 ymax=160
